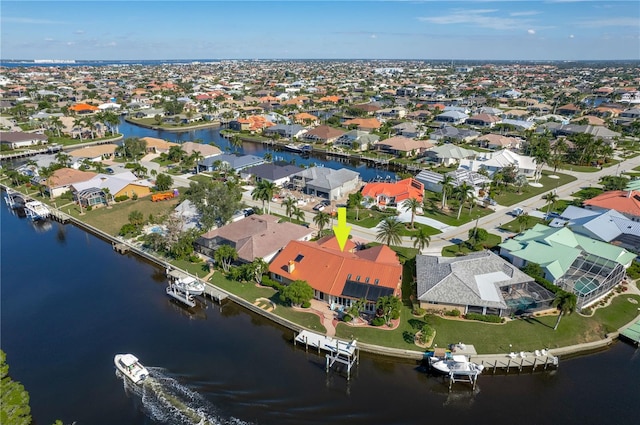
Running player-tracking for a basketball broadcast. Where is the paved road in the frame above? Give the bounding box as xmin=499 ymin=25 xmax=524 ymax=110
xmin=239 ymin=154 xmax=640 ymax=254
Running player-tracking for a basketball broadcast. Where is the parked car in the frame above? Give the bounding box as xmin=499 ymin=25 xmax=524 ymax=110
xmin=511 ymin=207 xmax=524 ymax=216
xmin=312 ymin=203 xmax=326 ymax=211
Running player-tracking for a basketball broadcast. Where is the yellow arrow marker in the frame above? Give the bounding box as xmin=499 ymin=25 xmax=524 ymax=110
xmin=332 ymin=207 xmax=352 ymax=252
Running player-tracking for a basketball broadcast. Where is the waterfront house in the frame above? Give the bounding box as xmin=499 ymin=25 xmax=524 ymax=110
xmin=423 ymin=144 xmax=476 ymax=167
xmin=342 ymin=117 xmax=382 ymax=132
xmin=300 ymin=125 xmax=345 ymax=144
xmin=0 ymin=131 xmax=49 ymax=149
xmin=434 ymin=110 xmax=469 ymax=125
xmin=429 ymin=126 xmax=479 ymax=143
xmin=200 ymin=154 xmax=265 ymax=173
xmin=195 ymin=214 xmax=314 ymax=263
xmin=537 ymin=122 xmax=620 ymax=143
xmin=499 ymin=224 xmax=635 ymax=308
xmin=239 ymin=163 xmax=303 ymax=186
xmin=374 ymin=136 xmax=433 ymax=157
xmin=465 ymin=113 xmax=502 ymax=128
xmin=333 ymin=130 xmax=379 ymax=151
xmin=141 ymin=137 xmax=179 ymax=154
xmin=269 ymin=236 xmax=402 ymax=312
xmin=263 ymin=123 xmax=306 ymax=139
xmin=391 ymin=122 xmax=424 ymax=139
xmin=474 ymin=134 xmax=522 ymax=150
xmin=70 ymin=171 xmax=154 ymax=206
xmin=45 ymin=168 xmax=97 ymax=198
xmin=69 ymin=103 xmax=99 ymax=114
xmin=361 ymin=178 xmax=424 ymax=208
xmin=291 ymin=167 xmax=360 ymax=201
xmin=415 ymin=251 xmax=554 ymax=317
xmin=67 ymin=144 xmax=118 ymax=168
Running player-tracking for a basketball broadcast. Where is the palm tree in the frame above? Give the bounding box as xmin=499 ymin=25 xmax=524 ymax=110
xmin=102 ymin=187 xmax=112 ymax=207
xmin=230 ymin=134 xmax=242 ymax=153
xmin=411 ymin=227 xmax=431 ymax=252
xmin=552 ymin=290 xmax=577 ymax=330
xmin=542 ymin=191 xmax=559 ymax=216
xmin=72 ymin=118 xmax=85 ymax=141
xmin=401 ymin=197 xmax=421 ymax=229
xmin=291 ymin=205 xmax=305 ymax=222
xmin=251 ymin=180 xmax=276 ymax=214
xmin=517 ymin=212 xmax=531 ymax=232
xmin=313 ymin=211 xmax=331 ymax=236
xmin=190 ymin=151 xmax=204 ymax=174
xmin=440 ymin=174 xmax=454 ymax=210
xmin=55 ymin=151 xmax=71 ymax=167
xmin=454 ymin=182 xmax=474 ymax=220
xmin=282 ymin=196 xmax=297 ymax=221
xmin=263 ymin=152 xmax=273 ymax=162
xmin=48 ymin=116 xmax=63 ymax=137
xmin=376 ymin=216 xmax=403 ymax=247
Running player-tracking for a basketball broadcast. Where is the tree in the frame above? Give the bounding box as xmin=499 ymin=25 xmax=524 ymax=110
xmin=184 ymin=180 xmax=242 ymax=230
xmin=401 ymin=197 xmax=421 ymax=229
xmin=348 ymin=298 xmax=367 ymax=320
xmin=599 ymin=175 xmax=628 ymax=191
xmin=280 ymin=279 xmax=314 ymax=306
xmin=552 ymin=290 xmax=577 ymax=330
xmin=48 ymin=115 xmax=63 ymax=137
xmin=0 ymin=350 xmax=32 ymax=425
xmin=376 ymin=216 xmax=403 ymax=247
xmin=230 ymin=134 xmax=242 ymax=152
xmin=55 ymin=151 xmax=71 ymax=167
xmin=282 ymin=197 xmax=296 ymax=221
xmin=375 ymin=295 xmax=401 ymax=326
xmin=440 ymin=174 xmax=454 ymax=210
xmin=291 ymin=205 xmax=305 ymax=222
xmin=155 ymin=173 xmax=173 ymax=191
xmin=411 ymin=227 xmax=431 ymax=252
xmin=251 ymin=258 xmax=268 ymax=284
xmin=542 ymin=191 xmax=559 ymax=216
xmin=313 ymin=211 xmax=331 ymax=236
xmin=517 ymin=212 xmax=531 ymax=232
xmin=263 ymin=152 xmax=273 ymax=162
xmin=251 ymin=180 xmax=277 ymax=214
xmin=468 ymin=227 xmax=489 ymax=248
xmin=190 ymin=150 xmax=204 ymax=174
xmin=214 ymin=245 xmax=238 ymax=273
xmin=168 ymin=145 xmax=186 ymax=163
xmin=454 ymin=182 xmax=474 ymax=220
xmin=128 ymin=210 xmax=145 ymax=228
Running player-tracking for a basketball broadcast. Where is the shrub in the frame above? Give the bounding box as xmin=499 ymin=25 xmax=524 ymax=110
xmin=419 ymin=324 xmax=435 ymax=344
xmin=371 ymin=317 xmax=386 ymax=326
xmin=301 ymin=301 xmax=311 ymax=308
xmin=342 ymin=313 xmax=353 ymax=322
xmin=261 ymin=276 xmax=284 ymax=291
xmin=391 ymin=310 xmax=400 ymax=320
xmin=85 ymin=205 xmax=92 ymax=211
xmin=444 ymin=309 xmax=461 ymax=317
xmin=114 ymin=195 xmax=129 ymax=202
xmin=132 ymin=192 xmax=138 ymax=200
xmin=465 ymin=313 xmax=503 ymax=323
xmin=412 ymin=307 xmax=426 ymax=316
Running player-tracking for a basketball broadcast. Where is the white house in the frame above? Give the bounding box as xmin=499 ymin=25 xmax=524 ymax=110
xmin=459 ymin=149 xmax=536 ymax=177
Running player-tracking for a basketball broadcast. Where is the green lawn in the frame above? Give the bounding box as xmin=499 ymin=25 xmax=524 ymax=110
xmin=441 ymin=233 xmax=502 ymax=257
xmin=499 ymin=216 xmax=547 ymax=234
xmin=491 ymin=171 xmax=577 ymax=207
xmin=421 ymin=193 xmax=496 ymax=226
xmin=397 ymin=222 xmax=441 ymax=237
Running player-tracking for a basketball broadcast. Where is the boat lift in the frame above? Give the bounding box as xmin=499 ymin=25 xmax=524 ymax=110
xmin=165 ymin=284 xmax=196 ymax=308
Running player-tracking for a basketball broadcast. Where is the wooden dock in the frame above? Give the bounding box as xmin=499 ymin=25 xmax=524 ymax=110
xmin=203 ymin=284 xmax=228 ymax=302
xmin=294 ymin=330 xmax=359 ymax=380
xmin=472 ymin=350 xmax=559 ymax=373
xmin=113 ymin=242 xmax=129 ymax=254
xmin=620 ymin=318 xmax=640 ymax=346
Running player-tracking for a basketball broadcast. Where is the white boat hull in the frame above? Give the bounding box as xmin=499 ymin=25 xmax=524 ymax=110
xmin=114 ymin=354 xmax=149 ymax=384
xmin=429 ymin=355 xmax=484 ymax=376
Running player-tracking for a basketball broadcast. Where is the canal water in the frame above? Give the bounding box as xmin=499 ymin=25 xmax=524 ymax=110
xmin=1 ymin=198 xmax=639 ymax=425
xmin=118 ymin=119 xmax=398 ymax=182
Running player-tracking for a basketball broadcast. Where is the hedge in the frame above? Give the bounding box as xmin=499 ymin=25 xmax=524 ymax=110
xmin=465 ymin=313 xmax=504 ymax=323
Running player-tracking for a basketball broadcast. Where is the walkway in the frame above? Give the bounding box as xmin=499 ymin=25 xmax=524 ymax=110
xmin=308 ymin=299 xmax=338 ymax=337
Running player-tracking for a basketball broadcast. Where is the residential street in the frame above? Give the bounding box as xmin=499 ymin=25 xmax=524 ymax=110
xmin=240 ymin=154 xmax=640 ymax=254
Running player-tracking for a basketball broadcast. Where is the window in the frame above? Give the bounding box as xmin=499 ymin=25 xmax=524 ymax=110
xmin=365 ymin=277 xmax=370 ymax=283
xmin=347 ymin=273 xmax=352 ymax=280
xmin=294 ymin=254 xmax=304 ymax=263
xmin=356 ymin=275 xmax=360 ymax=281
xmin=374 ymin=279 xmax=379 ymax=285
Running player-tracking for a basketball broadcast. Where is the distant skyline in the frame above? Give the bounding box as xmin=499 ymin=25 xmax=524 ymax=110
xmin=2 ymin=1 xmax=639 ymax=61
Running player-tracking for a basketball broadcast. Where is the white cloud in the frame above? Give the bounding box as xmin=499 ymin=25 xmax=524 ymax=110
xmin=44 ymin=37 xmax=54 ymax=42
xmin=371 ymin=34 xmax=377 ymax=39
xmin=510 ymin=11 xmax=541 ymax=17
xmin=418 ymin=8 xmax=533 ymax=30
xmin=527 ymin=29 xmax=536 ymax=34
xmin=74 ymin=30 xmax=85 ymax=35
xmin=2 ymin=17 xmax=66 ymax=25
xmin=577 ymin=17 xmax=639 ymax=28
xmin=569 ymin=34 xmax=575 ymax=38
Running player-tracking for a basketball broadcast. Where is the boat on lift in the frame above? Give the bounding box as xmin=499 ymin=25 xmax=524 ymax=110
xmin=24 ymin=200 xmax=50 ymax=221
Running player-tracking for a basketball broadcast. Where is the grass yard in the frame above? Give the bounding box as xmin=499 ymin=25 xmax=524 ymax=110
xmin=397 ymin=222 xmax=441 ymax=237
xmin=79 ymin=196 xmax=181 ymax=236
xmin=440 ymin=233 xmax=502 ymax=257
xmin=491 ymin=171 xmax=577 ymax=207
xmin=499 ymin=216 xmax=547 ymax=234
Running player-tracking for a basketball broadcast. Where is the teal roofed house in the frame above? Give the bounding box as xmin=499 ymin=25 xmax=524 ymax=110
xmin=499 ymin=224 xmax=635 ymax=308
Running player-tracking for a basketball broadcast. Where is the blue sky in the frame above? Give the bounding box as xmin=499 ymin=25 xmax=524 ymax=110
xmin=2 ymin=1 xmax=639 ymax=60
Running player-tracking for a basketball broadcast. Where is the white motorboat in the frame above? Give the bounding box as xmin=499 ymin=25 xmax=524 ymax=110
xmin=429 ymin=354 xmax=484 ymax=377
xmin=114 ymin=354 xmax=149 ymax=384
xmin=174 ymin=276 xmax=204 ymax=296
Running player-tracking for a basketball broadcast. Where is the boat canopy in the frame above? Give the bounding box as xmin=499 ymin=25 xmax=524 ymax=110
xmin=119 ymin=354 xmax=139 ymax=367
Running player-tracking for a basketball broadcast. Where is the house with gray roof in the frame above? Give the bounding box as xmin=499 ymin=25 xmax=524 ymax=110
xmin=499 ymin=224 xmax=635 ymax=308
xmin=416 ymin=251 xmax=554 ymax=317
xmin=423 ymin=144 xmax=476 ymax=166
xmin=391 ymin=122 xmax=424 ymax=139
xmin=434 ymin=110 xmax=469 ymax=125
xmin=334 ymin=130 xmax=379 ymax=151
xmin=263 ymin=123 xmax=306 ymax=139
xmin=429 ymin=126 xmax=479 ymax=143
xmin=200 ymin=154 xmax=265 ymax=172
xmin=239 ymin=163 xmax=303 ymax=186
xmin=291 ymin=167 xmax=360 ymax=200
xmin=415 ymin=169 xmax=490 ymax=195
xmin=0 ymin=131 xmax=49 ymax=149
xmin=552 ymin=205 xmax=640 ymax=254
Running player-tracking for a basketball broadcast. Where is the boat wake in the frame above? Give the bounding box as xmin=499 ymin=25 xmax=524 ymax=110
xmin=119 ymin=367 xmax=251 ymax=425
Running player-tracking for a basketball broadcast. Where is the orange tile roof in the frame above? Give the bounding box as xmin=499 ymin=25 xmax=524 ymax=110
xmin=319 ymin=95 xmax=341 ymax=103
xmin=361 ymin=178 xmax=424 ymax=204
xmin=583 ymin=190 xmax=640 ymax=217
xmin=342 ymin=117 xmax=381 ymax=130
xmin=269 ymin=237 xmax=402 ymax=299
xmin=69 ymin=103 xmax=99 ymax=112
xmin=48 ymin=168 xmax=97 ymax=188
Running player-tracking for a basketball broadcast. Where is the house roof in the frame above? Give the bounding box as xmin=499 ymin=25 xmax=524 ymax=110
xmin=0 ymin=131 xmax=48 ymax=143
xmin=203 ymin=154 xmax=264 ymax=170
xmin=303 ymin=125 xmax=345 ymax=140
xmin=71 ymin=171 xmax=152 ymax=195
xmin=69 ymin=103 xmax=99 ymax=112
xmin=361 ymin=178 xmax=424 ymax=203
xmin=342 ymin=117 xmax=382 ymax=130
xmin=241 ymin=163 xmax=303 ymax=182
xmin=200 ymin=215 xmax=313 ymax=263
xmin=293 ymin=167 xmax=360 ymax=190
xmin=268 ymin=236 xmax=402 ymax=300
xmin=499 ymin=224 xmax=635 ymax=281
xmin=428 ymin=144 xmax=476 ymax=159
xmin=68 ymin=144 xmax=118 ymax=158
xmin=181 ymin=141 xmax=222 ymax=158
xmin=416 ymin=251 xmax=534 ymax=309
xmin=376 ymin=136 xmax=434 ymax=152
xmin=141 ymin=137 xmax=179 ymax=150
xmin=48 ymin=168 xmax=97 ymax=188
xmin=583 ymin=190 xmax=640 ymax=218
